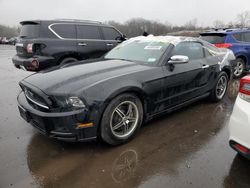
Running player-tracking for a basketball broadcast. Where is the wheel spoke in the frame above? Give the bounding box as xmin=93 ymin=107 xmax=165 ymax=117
xmin=113 ymin=121 xmax=124 ymax=130
xmin=115 ymin=108 xmax=125 ymax=118
xmin=126 ymin=104 xmax=133 ymax=116
xmin=127 ymin=117 xmax=136 ymax=122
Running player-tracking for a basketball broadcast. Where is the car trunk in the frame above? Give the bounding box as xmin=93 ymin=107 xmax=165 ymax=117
xmin=16 ymin=21 xmax=40 ymax=57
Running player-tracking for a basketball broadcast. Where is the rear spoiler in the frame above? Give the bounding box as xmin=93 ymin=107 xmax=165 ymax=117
xmin=20 ymin=21 xmax=40 ymax=25
xmin=200 ymin=32 xmax=227 ymax=36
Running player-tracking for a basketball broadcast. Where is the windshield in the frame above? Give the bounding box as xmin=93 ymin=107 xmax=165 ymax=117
xmin=19 ymin=24 xmax=39 ymax=38
xmin=105 ymin=39 xmax=170 ymax=64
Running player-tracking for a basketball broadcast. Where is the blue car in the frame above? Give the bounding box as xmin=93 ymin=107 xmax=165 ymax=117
xmin=200 ymin=28 xmax=250 ymax=78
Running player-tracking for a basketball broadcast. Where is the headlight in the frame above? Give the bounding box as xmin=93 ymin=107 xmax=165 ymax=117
xmin=66 ymin=97 xmax=85 ymax=108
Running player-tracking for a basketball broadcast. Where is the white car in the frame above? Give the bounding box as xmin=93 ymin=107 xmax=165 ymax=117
xmin=229 ymin=75 xmax=250 ymax=159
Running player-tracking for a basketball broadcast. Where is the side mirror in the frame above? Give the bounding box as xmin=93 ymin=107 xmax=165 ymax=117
xmin=116 ymin=34 xmax=127 ymax=42
xmin=168 ymin=55 xmax=189 ymax=64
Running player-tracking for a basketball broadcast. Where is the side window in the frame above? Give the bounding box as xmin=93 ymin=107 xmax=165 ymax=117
xmin=51 ymin=24 xmax=76 ymax=39
xmin=77 ymin=25 xmax=101 ymax=39
xmin=233 ymin=33 xmax=243 ymax=41
xmin=102 ymin=27 xmax=121 ymax=40
xmin=172 ymin=42 xmax=204 ymax=60
xmin=242 ymin=32 xmax=250 ymax=42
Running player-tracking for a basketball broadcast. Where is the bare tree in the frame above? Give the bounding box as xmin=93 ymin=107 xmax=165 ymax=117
xmin=184 ymin=18 xmax=198 ymax=30
xmin=213 ymin=20 xmax=225 ymax=28
xmin=236 ymin=11 xmax=250 ymax=27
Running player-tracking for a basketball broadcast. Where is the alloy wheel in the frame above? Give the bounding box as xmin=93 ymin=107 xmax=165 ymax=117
xmin=110 ymin=101 xmax=139 ymax=138
xmin=234 ymin=61 xmax=244 ymax=77
xmin=216 ymin=75 xmax=228 ymax=99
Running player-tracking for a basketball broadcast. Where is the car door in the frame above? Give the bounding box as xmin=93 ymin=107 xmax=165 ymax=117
xmin=76 ymin=25 xmax=107 ymax=59
xmin=101 ymin=26 xmax=123 ymax=51
xmin=161 ymin=42 xmax=209 ymax=109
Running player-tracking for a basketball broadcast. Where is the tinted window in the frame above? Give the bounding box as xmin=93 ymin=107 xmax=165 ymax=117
xmin=51 ymin=24 xmax=76 ymax=39
xmin=20 ymin=24 xmax=39 ymax=38
xmin=233 ymin=32 xmax=250 ymax=42
xmin=200 ymin=34 xmax=226 ymax=44
xmin=172 ymin=42 xmax=204 ymax=60
xmin=242 ymin=32 xmax=250 ymax=42
xmin=102 ymin=27 xmax=121 ymax=40
xmin=233 ymin=33 xmax=242 ymax=41
xmin=77 ymin=25 xmax=101 ymax=39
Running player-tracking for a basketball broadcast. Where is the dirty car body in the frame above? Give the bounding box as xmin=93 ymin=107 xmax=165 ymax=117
xmin=17 ymin=36 xmax=235 ymax=143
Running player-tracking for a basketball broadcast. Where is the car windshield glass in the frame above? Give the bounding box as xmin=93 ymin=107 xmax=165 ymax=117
xmin=20 ymin=24 xmax=39 ymax=38
xmin=105 ymin=39 xmax=170 ymax=64
xmin=200 ymin=34 xmax=226 ymax=44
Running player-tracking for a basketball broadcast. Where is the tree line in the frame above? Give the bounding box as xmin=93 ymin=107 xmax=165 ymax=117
xmin=1 ymin=10 xmax=250 ymax=38
xmin=0 ymin=25 xmax=19 ymax=38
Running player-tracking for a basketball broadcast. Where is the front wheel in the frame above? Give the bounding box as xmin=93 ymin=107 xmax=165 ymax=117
xmin=209 ymin=72 xmax=229 ymax=102
xmin=100 ymin=94 xmax=143 ymax=145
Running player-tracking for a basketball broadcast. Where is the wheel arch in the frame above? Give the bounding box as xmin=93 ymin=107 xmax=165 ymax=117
xmin=96 ymin=86 xmax=148 ymax=137
xmin=56 ymin=53 xmax=82 ymax=65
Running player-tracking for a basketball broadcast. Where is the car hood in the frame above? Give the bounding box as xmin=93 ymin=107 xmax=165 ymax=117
xmin=22 ymin=59 xmax=151 ymax=95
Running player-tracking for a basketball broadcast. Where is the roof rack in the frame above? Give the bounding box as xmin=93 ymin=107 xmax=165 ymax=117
xmin=53 ymin=19 xmax=102 ymax=24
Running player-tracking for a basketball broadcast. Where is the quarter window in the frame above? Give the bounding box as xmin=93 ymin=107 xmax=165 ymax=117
xmin=77 ymin=25 xmax=101 ymax=39
xmin=51 ymin=24 xmax=76 ymax=39
xmin=102 ymin=27 xmax=121 ymax=40
xmin=172 ymin=42 xmax=204 ymax=60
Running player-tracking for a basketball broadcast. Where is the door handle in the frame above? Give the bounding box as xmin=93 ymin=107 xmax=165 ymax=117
xmin=78 ymin=42 xmax=87 ymax=46
xmin=202 ymin=65 xmax=209 ymax=69
xmin=106 ymin=43 xmax=114 ymax=46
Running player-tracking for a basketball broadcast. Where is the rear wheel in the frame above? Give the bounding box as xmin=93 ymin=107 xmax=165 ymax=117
xmin=234 ymin=58 xmax=245 ymax=78
xmin=210 ymin=72 xmax=228 ymax=102
xmin=59 ymin=57 xmax=78 ymax=65
xmin=100 ymin=94 xmax=143 ymax=145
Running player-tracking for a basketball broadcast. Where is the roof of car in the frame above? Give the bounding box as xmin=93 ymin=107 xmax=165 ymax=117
xmin=125 ymin=35 xmax=200 ymax=46
xmin=200 ymin=28 xmax=250 ymax=35
xmin=20 ymin=19 xmax=105 ymax=25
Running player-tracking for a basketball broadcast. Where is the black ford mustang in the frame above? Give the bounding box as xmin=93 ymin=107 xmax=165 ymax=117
xmin=17 ymin=36 xmax=235 ymax=145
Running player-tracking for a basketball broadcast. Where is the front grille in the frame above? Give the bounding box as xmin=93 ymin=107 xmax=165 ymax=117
xmin=24 ymin=88 xmax=50 ymax=111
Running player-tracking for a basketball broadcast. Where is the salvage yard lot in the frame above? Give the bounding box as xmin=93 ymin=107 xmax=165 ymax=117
xmin=0 ymin=45 xmax=250 ymax=188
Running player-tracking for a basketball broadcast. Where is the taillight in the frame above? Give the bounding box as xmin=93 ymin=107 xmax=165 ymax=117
xmin=215 ymin=43 xmax=232 ymax=48
xmin=239 ymin=76 xmax=250 ymax=102
xmin=26 ymin=43 xmax=33 ymax=53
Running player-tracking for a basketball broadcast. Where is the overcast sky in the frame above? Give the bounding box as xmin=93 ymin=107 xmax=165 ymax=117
xmin=0 ymin=0 xmax=250 ymax=26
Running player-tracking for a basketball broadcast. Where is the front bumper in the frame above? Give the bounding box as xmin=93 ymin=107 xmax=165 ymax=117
xmin=17 ymin=91 xmax=97 ymax=142
xmin=12 ymin=55 xmax=55 ymax=71
xmin=229 ymin=95 xmax=250 ymax=159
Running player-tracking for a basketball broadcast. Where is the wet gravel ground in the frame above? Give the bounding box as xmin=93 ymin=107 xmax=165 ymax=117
xmin=0 ymin=45 xmax=250 ymax=188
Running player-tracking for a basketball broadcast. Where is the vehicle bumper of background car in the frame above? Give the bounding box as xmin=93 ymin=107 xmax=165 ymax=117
xmin=12 ymin=55 xmax=55 ymax=71
xmin=229 ymin=95 xmax=250 ymax=159
xmin=17 ymin=91 xmax=97 ymax=142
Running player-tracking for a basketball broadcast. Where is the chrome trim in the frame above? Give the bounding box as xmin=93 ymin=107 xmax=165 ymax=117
xmin=48 ymin=23 xmax=121 ymax=42
xmin=24 ymin=91 xmax=49 ymax=109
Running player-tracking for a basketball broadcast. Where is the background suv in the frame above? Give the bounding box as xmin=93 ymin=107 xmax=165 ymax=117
xmin=12 ymin=19 xmax=126 ymax=71
xmin=200 ymin=28 xmax=250 ymax=78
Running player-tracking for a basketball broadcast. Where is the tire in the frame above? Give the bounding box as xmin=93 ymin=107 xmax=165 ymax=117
xmin=209 ymin=72 xmax=229 ymax=102
xmin=100 ymin=93 xmax=143 ymax=145
xmin=59 ymin=57 xmax=78 ymax=65
xmin=233 ymin=58 xmax=246 ymax=78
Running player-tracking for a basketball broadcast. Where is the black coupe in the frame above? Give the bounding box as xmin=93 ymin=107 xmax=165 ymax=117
xmin=17 ymin=36 xmax=235 ymax=145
